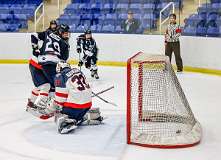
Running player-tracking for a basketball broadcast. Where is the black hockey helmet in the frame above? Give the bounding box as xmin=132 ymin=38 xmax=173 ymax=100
xmin=49 ymin=20 xmax=57 ymax=32
xmin=84 ymin=29 xmax=92 ymax=35
xmin=84 ymin=29 xmax=92 ymax=39
xmin=58 ymin=24 xmax=70 ymax=40
xmin=50 ymin=20 xmax=57 ymax=25
xmin=58 ymin=24 xmax=70 ymax=33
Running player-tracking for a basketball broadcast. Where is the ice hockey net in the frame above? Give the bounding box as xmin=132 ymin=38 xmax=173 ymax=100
xmin=127 ymin=52 xmax=202 ymax=148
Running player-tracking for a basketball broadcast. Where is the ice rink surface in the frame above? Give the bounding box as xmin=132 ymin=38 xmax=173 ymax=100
xmin=0 ymin=64 xmax=221 ymax=160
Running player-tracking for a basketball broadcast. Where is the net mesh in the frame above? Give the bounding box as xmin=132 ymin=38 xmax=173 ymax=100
xmin=128 ymin=53 xmax=201 ymax=147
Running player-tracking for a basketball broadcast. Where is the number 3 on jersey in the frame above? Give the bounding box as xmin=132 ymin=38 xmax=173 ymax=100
xmin=71 ymin=74 xmax=90 ymax=91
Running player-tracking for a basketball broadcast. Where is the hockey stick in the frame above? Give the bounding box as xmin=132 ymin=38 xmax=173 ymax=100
xmin=78 ymin=52 xmax=82 ymax=71
xmin=92 ymin=85 xmax=114 ymax=97
xmin=92 ymin=91 xmax=117 ymax=107
xmin=77 ymin=25 xmax=87 ymax=72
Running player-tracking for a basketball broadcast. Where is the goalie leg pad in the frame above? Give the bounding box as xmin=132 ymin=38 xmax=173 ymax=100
xmin=30 ymin=88 xmax=40 ymax=103
xmin=34 ymin=83 xmax=50 ymax=109
xmin=56 ymin=114 xmax=78 ymax=134
xmin=87 ymin=108 xmax=101 ymax=120
xmin=38 ymin=99 xmax=62 ymax=120
xmin=26 ymin=104 xmax=46 ymax=119
xmin=82 ymin=108 xmax=103 ymax=125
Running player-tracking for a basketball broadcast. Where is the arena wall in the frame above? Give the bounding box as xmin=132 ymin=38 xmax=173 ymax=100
xmin=0 ymin=33 xmax=221 ymax=75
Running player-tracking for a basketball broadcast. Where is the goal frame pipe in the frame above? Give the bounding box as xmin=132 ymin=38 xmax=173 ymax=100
xmin=127 ymin=52 xmax=143 ymax=144
xmin=127 ymin=52 xmax=201 ymax=148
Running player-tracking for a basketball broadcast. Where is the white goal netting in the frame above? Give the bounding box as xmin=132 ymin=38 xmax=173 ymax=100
xmin=127 ymin=52 xmax=202 ymax=148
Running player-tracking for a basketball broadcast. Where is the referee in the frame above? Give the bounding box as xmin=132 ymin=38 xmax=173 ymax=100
xmin=165 ymin=13 xmax=183 ymax=72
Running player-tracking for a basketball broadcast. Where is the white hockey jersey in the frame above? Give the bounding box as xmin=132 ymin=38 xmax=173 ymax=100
xmin=54 ymin=67 xmax=92 ymax=109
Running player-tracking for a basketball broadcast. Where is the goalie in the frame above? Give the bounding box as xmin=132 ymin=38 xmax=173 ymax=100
xmin=76 ymin=29 xmax=99 ymax=79
xmin=29 ymin=61 xmax=103 ymax=134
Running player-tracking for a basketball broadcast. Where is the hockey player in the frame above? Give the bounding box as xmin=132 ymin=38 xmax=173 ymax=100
xmin=39 ymin=61 xmax=103 ymax=134
xmin=27 ymin=24 xmax=70 ymax=117
xmin=76 ymin=29 xmax=99 ymax=79
xmin=27 ymin=20 xmax=58 ymax=111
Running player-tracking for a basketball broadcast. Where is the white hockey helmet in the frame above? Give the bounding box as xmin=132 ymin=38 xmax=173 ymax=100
xmin=56 ymin=61 xmax=71 ymax=73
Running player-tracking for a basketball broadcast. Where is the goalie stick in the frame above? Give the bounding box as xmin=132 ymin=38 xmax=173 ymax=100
xmin=92 ymin=85 xmax=114 ymax=97
xmin=92 ymin=91 xmax=117 ymax=107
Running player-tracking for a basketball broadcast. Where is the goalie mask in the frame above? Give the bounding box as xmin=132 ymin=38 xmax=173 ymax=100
xmin=56 ymin=61 xmax=71 ymax=73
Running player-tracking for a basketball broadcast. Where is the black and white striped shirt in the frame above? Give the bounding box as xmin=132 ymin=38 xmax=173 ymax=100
xmin=165 ymin=23 xmax=181 ymax=42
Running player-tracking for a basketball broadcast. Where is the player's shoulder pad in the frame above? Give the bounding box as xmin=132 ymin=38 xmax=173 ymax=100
xmin=49 ymin=33 xmax=61 ymax=41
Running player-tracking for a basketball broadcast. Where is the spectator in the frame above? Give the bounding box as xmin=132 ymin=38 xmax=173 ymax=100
xmin=121 ymin=10 xmax=140 ymax=34
xmin=165 ymin=13 xmax=183 ymax=72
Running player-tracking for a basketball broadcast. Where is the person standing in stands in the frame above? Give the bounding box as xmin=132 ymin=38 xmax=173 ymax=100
xmin=121 ymin=10 xmax=140 ymax=34
xmin=165 ymin=13 xmax=183 ymax=72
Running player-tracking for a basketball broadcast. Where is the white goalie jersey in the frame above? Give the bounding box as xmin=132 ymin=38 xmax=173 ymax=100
xmin=54 ymin=67 xmax=92 ymax=109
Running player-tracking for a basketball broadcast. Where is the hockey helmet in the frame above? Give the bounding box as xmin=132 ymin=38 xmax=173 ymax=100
xmin=56 ymin=61 xmax=71 ymax=73
xmin=84 ymin=29 xmax=92 ymax=39
xmin=84 ymin=29 xmax=92 ymax=35
xmin=58 ymin=24 xmax=70 ymax=40
xmin=58 ymin=24 xmax=70 ymax=33
xmin=49 ymin=20 xmax=57 ymax=32
xmin=50 ymin=20 xmax=57 ymax=25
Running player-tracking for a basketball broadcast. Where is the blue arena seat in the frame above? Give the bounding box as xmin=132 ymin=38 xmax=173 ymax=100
xmin=101 ymin=24 xmax=115 ymax=33
xmin=115 ymin=25 xmax=124 ymax=33
xmin=183 ymin=26 xmax=196 ymax=36
xmin=56 ymin=0 xmax=182 ymax=33
xmin=207 ymin=26 xmax=219 ymax=37
xmin=196 ymin=26 xmax=207 ymax=36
